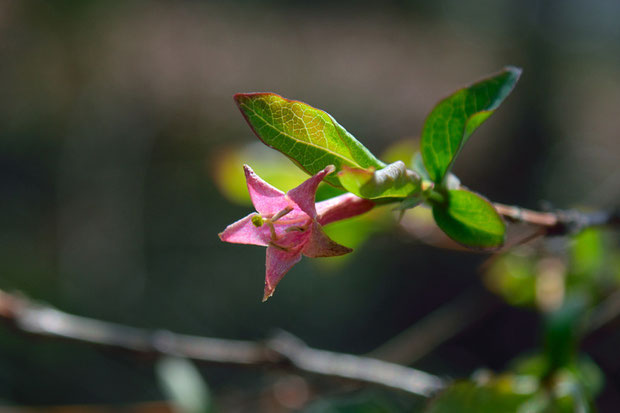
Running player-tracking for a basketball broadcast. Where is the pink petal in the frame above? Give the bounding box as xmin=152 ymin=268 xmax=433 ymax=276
xmin=302 ymin=223 xmax=353 ymax=258
xmin=219 ymin=213 xmax=270 ymax=247
xmin=316 ymin=193 xmax=375 ymax=226
xmin=264 ymin=245 xmax=303 ymax=301
xmin=274 ymin=225 xmax=312 ymax=248
xmin=286 ymin=165 xmax=335 ymax=218
xmin=244 ymin=165 xmax=290 ymax=216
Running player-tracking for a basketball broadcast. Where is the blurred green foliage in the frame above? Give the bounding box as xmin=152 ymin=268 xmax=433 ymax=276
xmin=485 ymin=228 xmax=620 ymax=310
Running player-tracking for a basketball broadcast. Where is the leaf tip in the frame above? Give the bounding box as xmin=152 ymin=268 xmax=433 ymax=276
xmin=233 ymin=93 xmax=249 ymax=107
xmin=504 ymin=65 xmax=523 ymax=78
xmin=233 ymin=92 xmax=272 ymax=108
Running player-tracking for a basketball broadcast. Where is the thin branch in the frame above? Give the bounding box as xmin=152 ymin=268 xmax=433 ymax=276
xmin=493 ymin=203 xmax=620 ymax=236
xmin=269 ymin=331 xmax=445 ymax=396
xmin=0 ymin=290 xmax=445 ymax=397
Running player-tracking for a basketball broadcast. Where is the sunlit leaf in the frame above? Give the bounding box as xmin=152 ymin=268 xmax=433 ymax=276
xmin=432 ymin=189 xmax=505 ymax=248
xmin=338 ymin=161 xmax=420 ymax=199
xmin=421 ymin=67 xmax=521 ymax=184
xmin=319 ymin=207 xmax=390 ymax=268
xmin=484 ymin=251 xmax=537 ymax=307
xmin=235 ymin=93 xmax=385 ymax=187
xmin=425 ymin=379 xmax=534 ymax=413
xmin=213 ymin=142 xmax=344 ymax=205
xmin=322 ymin=211 xmax=378 ymax=251
xmin=213 ymin=143 xmax=308 ymax=205
xmin=381 ymin=138 xmax=418 ymax=165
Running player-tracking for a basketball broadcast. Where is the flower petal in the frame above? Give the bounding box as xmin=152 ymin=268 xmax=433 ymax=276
xmin=316 ymin=193 xmax=374 ymax=226
xmin=286 ymin=165 xmax=335 ymax=218
xmin=219 ymin=213 xmax=270 ymax=247
xmin=264 ymin=245 xmax=303 ymax=301
xmin=302 ymin=223 xmax=353 ymax=258
xmin=244 ymin=165 xmax=290 ymax=216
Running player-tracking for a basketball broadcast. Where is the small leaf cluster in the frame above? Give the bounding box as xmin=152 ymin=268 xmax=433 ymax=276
xmin=427 ymin=227 xmax=620 ymax=413
xmin=234 ymin=67 xmax=522 ymax=249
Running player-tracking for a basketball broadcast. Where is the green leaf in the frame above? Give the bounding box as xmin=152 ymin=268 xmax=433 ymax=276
xmin=421 ymin=67 xmax=522 ymax=184
xmin=432 ymin=189 xmax=505 ymax=248
xmin=338 ymin=161 xmax=420 ymax=199
xmin=427 ymin=372 xmax=596 ymax=413
xmin=426 ymin=380 xmax=534 ymax=413
xmin=571 ymin=228 xmax=605 ymax=278
xmin=235 ymin=93 xmax=385 ymax=187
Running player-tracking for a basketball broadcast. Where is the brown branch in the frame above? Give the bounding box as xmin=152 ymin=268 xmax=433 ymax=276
xmin=493 ymin=203 xmax=620 ymax=236
xmin=0 ymin=290 xmax=445 ymax=397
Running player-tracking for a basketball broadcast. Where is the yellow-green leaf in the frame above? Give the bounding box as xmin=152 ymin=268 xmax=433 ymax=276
xmin=235 ymin=93 xmax=385 ymax=187
xmin=338 ymin=161 xmax=421 ymax=199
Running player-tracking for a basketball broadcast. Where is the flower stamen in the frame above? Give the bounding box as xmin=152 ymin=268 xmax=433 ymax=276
xmin=268 ymin=222 xmax=278 ymax=240
xmin=285 ymin=226 xmax=307 ymax=233
xmin=270 ymin=206 xmax=293 ymax=222
xmin=268 ymin=241 xmax=289 ymax=251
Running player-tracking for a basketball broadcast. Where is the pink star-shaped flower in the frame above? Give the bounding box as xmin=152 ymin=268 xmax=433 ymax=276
xmin=219 ymin=165 xmax=374 ymax=301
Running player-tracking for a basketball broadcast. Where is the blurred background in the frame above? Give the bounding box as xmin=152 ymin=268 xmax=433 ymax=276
xmin=1 ymin=0 xmax=620 ymax=411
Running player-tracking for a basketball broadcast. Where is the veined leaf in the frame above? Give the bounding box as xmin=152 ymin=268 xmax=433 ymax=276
xmin=421 ymin=67 xmax=522 ymax=184
xmin=235 ymin=93 xmax=385 ymax=187
xmin=432 ymin=189 xmax=505 ymax=248
xmin=338 ymin=161 xmax=420 ymax=199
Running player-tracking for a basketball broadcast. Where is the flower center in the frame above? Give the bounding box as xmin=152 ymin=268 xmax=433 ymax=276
xmin=253 ymin=206 xmax=312 ymax=251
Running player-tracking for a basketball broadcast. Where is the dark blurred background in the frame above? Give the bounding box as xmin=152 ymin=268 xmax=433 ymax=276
xmin=1 ymin=0 xmax=620 ymax=411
